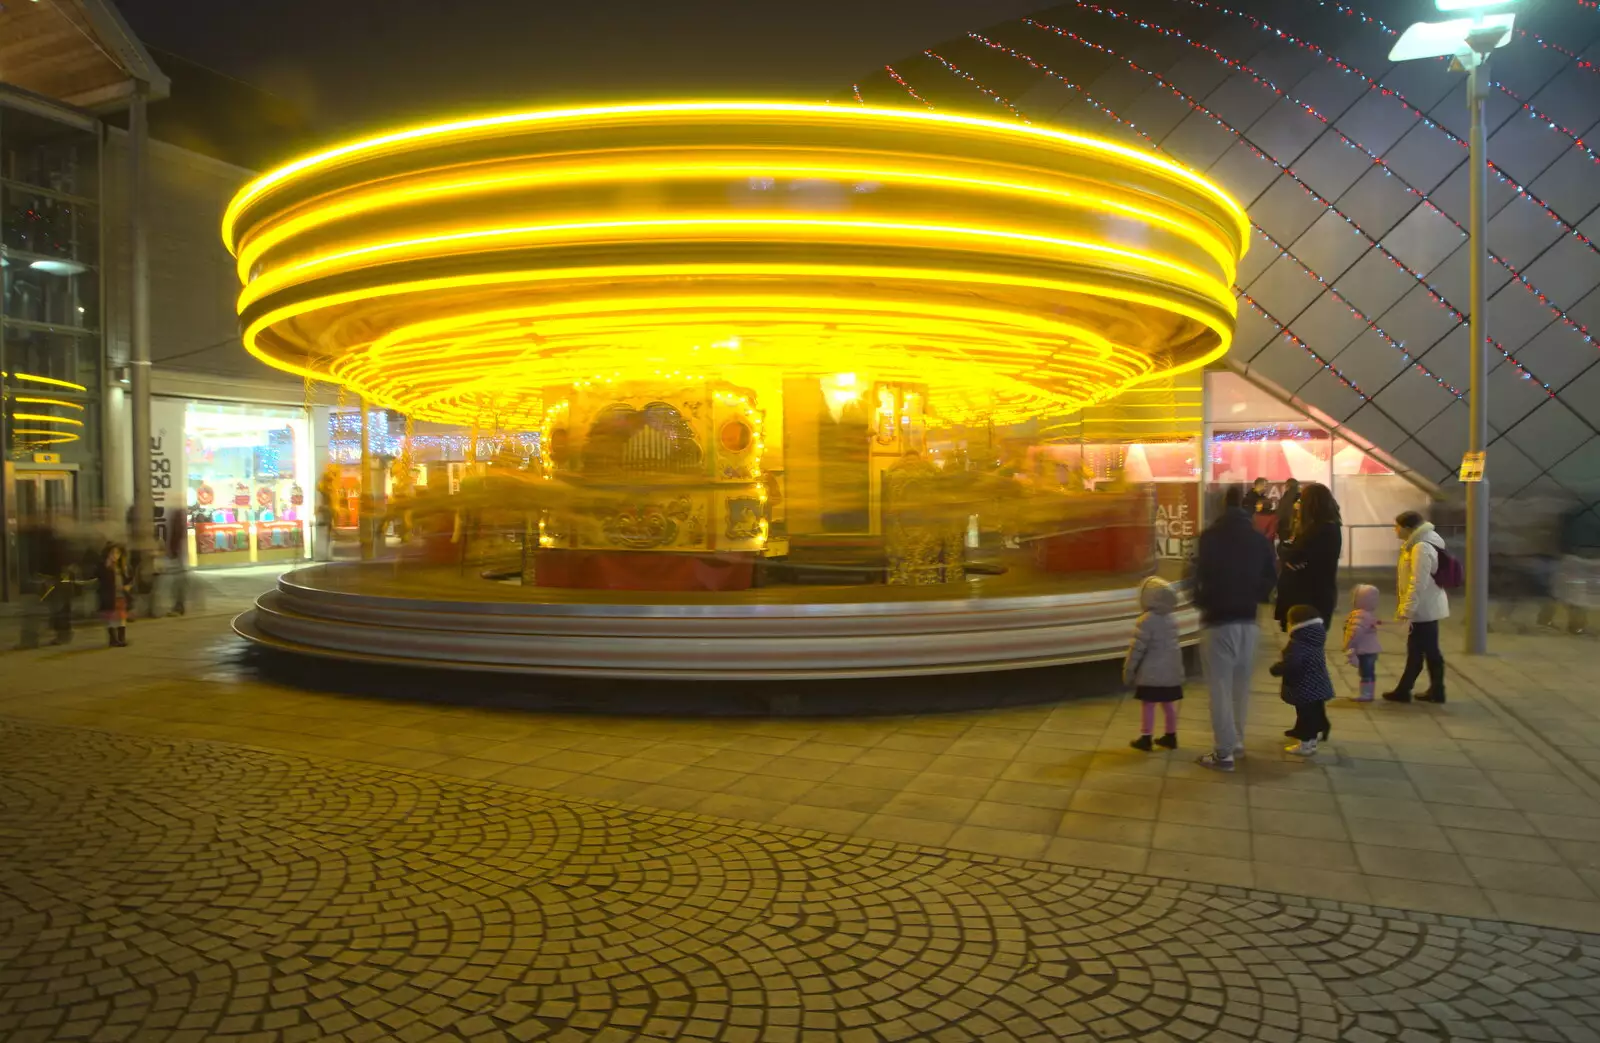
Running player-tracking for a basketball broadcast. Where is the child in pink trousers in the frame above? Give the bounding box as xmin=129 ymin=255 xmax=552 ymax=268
xmin=1343 ymin=583 xmax=1381 ymax=702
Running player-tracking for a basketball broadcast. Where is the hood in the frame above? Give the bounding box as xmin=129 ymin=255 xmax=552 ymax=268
xmin=1352 ymin=584 xmax=1379 ymax=612
xmin=1139 ymin=576 xmax=1178 ymax=614
xmin=1404 ymin=521 xmax=1446 ymax=552
xmin=1288 ymin=617 xmax=1327 ymax=640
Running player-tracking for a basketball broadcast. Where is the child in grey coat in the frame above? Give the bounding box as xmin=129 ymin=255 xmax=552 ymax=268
xmin=1124 ymin=576 xmax=1185 ymax=751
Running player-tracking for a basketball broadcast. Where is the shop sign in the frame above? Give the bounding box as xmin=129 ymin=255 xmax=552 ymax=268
xmin=1154 ymin=483 xmax=1198 ymax=560
xmin=150 ymin=399 xmax=188 ymax=546
xmin=31 ymin=453 xmax=61 ymax=464
xmin=1459 ymin=451 xmax=1485 ymax=483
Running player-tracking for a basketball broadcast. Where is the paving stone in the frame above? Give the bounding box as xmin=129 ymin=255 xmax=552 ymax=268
xmin=2 ymin=681 xmax=1600 ymax=1043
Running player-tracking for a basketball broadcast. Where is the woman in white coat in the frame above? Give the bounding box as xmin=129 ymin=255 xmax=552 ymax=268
xmin=1383 ymin=511 xmax=1450 ymax=703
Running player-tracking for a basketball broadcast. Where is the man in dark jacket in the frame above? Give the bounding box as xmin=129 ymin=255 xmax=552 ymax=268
xmin=1240 ymin=477 xmax=1273 ymax=516
xmin=1193 ymin=486 xmax=1277 ymax=772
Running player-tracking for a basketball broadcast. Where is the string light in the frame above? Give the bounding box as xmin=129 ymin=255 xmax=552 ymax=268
xmin=978 ymin=26 xmax=1556 ymax=394
xmin=1297 ymin=3 xmax=1600 ymax=167
xmin=953 ymin=36 xmax=1484 ymax=399
xmin=883 ymin=65 xmax=933 ymax=109
xmin=1036 ymin=5 xmax=1595 ymax=354
xmin=1146 ymin=0 xmax=1600 ymax=256
xmin=896 ymin=42 xmax=1376 ymax=400
xmin=851 ymin=84 xmax=865 ymax=105
xmin=922 ymin=51 xmax=1030 ymax=122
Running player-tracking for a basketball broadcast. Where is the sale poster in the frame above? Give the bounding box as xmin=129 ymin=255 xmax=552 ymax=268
xmin=1154 ymin=483 xmax=1199 ymax=560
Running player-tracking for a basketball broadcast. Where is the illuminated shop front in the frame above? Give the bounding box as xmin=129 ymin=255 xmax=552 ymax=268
xmin=153 ymin=398 xmax=313 ymax=569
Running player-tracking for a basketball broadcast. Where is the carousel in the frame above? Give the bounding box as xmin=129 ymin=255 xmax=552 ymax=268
xmin=225 ymin=101 xmax=1247 ymax=678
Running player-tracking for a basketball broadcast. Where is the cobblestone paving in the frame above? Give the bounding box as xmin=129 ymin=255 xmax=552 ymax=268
xmin=2 ymin=722 xmax=1597 ymax=1043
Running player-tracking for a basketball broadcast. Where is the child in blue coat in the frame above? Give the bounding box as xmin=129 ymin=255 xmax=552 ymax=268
xmin=1270 ymin=604 xmax=1336 ymax=756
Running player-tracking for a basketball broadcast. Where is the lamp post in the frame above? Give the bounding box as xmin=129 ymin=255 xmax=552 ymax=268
xmin=1389 ymin=0 xmax=1520 ymax=656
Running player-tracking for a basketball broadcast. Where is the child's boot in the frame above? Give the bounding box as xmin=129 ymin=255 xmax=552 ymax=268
xmin=1130 ymin=735 xmax=1153 ymax=752
xmin=116 ymin=626 xmax=127 ymax=647
xmin=1356 ymin=681 xmax=1374 ymax=702
xmin=1154 ymin=732 xmax=1177 ymax=750
xmin=106 ymin=627 xmax=117 ymax=647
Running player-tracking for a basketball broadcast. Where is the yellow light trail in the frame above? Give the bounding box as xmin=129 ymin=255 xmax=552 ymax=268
xmin=225 ymin=100 xmax=1248 ymax=428
xmin=222 ymin=101 xmax=1249 ymax=249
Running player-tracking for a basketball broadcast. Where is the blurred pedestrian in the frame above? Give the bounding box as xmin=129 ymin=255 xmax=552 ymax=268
xmin=96 ymin=542 xmax=133 ymax=648
xmin=1241 ymin=477 xmax=1272 ymax=517
xmin=1124 ymin=577 xmax=1184 ymax=752
xmin=1272 ymin=604 xmax=1336 ymax=756
xmin=1193 ymin=485 xmax=1277 ymax=772
xmin=1383 ymin=511 xmax=1451 ymax=704
xmin=1274 ymin=482 xmax=1341 ymax=631
xmin=1274 ymin=478 xmax=1300 ymax=551
xmin=160 ymin=507 xmax=189 ymax=616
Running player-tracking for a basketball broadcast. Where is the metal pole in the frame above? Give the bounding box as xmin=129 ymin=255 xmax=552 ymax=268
xmin=1465 ymin=56 xmax=1490 ymax=655
xmin=129 ymin=84 xmax=155 ymax=578
xmin=359 ymin=398 xmax=374 ymax=560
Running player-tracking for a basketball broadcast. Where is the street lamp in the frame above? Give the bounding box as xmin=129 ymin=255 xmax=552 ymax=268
xmin=1389 ymin=0 xmax=1522 ymax=657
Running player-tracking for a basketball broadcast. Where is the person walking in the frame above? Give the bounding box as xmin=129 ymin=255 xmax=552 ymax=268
xmin=1383 ymin=511 xmax=1450 ymax=703
xmin=1124 ymin=576 xmax=1185 ymax=751
xmin=1241 ymin=477 xmax=1273 ymax=517
xmin=1274 ymin=482 xmax=1342 ymax=631
xmin=1193 ymin=485 xmax=1278 ymax=772
xmin=1274 ymin=478 xmax=1300 ymax=552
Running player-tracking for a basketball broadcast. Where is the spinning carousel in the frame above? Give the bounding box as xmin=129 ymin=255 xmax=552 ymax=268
xmin=226 ymin=101 xmax=1247 ymax=678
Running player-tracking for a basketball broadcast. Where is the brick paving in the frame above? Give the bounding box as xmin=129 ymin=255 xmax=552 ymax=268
xmin=2 ymin=719 xmax=1598 ymax=1043
xmin=3 ymin=576 xmax=1600 ymax=1038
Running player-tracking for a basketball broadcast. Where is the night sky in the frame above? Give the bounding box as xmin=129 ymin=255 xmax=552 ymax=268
xmin=115 ymin=0 xmax=1044 ymax=134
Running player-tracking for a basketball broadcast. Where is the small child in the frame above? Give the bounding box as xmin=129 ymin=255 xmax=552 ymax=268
xmin=96 ymin=542 xmax=132 ymax=648
xmin=1124 ymin=576 xmax=1184 ymax=751
xmin=1342 ymin=583 xmax=1381 ymax=702
xmin=1271 ymin=603 xmax=1336 ymax=756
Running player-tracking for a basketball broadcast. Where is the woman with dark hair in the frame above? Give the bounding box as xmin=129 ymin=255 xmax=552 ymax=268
xmin=1274 ymin=482 xmax=1342 ymax=631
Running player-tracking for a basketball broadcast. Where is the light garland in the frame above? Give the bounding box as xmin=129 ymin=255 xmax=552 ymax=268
xmin=883 ymin=65 xmax=934 ymax=109
xmin=1038 ymin=5 xmax=1596 ymax=355
xmin=977 ymin=25 xmax=1556 ymax=395
xmin=1151 ymin=1 xmax=1600 ymax=256
xmin=1300 ymin=0 xmax=1600 ymax=165
xmin=954 ymin=33 xmax=1467 ymax=401
xmin=922 ymin=51 xmax=1030 ymax=121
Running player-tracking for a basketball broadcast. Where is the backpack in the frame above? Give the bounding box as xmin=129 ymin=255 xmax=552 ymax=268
xmin=1433 ymin=546 xmax=1464 ymax=590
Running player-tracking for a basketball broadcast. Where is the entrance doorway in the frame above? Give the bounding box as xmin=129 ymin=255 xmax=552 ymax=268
xmin=7 ymin=468 xmax=78 ymax=597
xmin=13 ymin=469 xmax=76 ymax=520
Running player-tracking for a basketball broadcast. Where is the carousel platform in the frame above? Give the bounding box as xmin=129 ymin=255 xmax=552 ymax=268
xmin=234 ymin=560 xmax=1195 ymax=679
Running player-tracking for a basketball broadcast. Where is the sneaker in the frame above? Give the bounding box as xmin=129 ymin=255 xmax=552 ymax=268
xmin=1232 ymin=745 xmax=1246 ymax=760
xmin=1130 ymin=735 xmax=1154 ymax=752
xmin=1285 ymin=739 xmax=1319 ymax=757
xmin=1155 ymin=733 xmax=1177 ymax=750
xmin=1197 ymin=752 xmax=1235 ymax=772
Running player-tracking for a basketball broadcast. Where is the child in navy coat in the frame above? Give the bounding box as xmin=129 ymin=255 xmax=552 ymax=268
xmin=1270 ymin=604 xmax=1336 ymax=756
